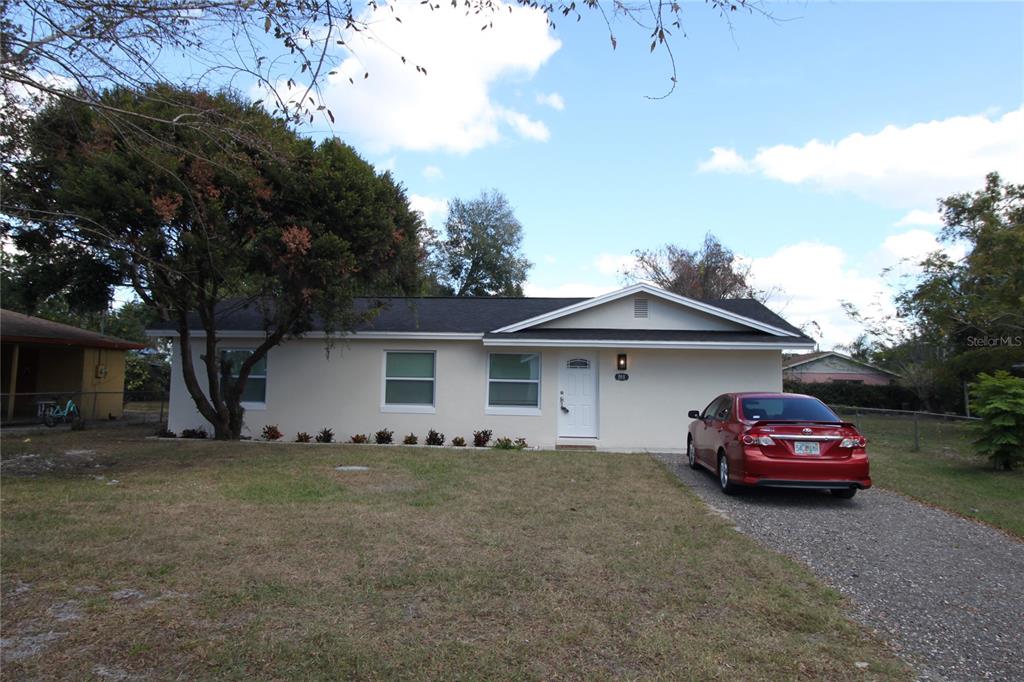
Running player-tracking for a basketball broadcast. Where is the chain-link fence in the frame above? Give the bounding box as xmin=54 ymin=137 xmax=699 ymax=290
xmin=831 ymin=405 xmax=978 ymax=456
xmin=0 ymin=390 xmax=168 ymax=427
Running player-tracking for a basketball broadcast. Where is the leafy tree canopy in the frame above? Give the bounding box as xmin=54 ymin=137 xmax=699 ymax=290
xmin=842 ymin=173 xmax=1024 ymax=413
xmin=896 ymin=173 xmax=1024 ymax=377
xmin=624 ymin=233 xmax=767 ymax=301
xmin=427 ymin=190 xmax=531 ymax=297
xmin=5 ymin=83 xmax=422 ymax=438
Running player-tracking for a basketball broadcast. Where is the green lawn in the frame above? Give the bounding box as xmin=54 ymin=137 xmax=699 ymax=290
xmin=1 ymin=425 xmax=910 ymax=680
xmin=836 ymin=411 xmax=1024 ymax=537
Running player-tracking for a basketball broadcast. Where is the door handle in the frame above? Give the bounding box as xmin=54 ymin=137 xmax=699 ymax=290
xmin=560 ymin=394 xmax=569 ymax=414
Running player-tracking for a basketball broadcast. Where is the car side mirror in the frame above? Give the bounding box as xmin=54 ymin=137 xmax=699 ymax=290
xmin=687 ymin=410 xmax=701 ymax=419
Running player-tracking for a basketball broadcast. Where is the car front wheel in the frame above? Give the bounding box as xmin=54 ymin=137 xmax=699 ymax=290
xmin=687 ymin=438 xmax=698 ymax=469
xmin=718 ymin=453 xmax=736 ymax=495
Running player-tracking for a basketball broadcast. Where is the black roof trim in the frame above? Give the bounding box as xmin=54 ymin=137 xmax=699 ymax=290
xmin=146 ymin=295 xmax=810 ymax=340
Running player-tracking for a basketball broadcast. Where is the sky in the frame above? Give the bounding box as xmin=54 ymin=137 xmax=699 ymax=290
xmin=287 ymin=0 xmax=1023 ymax=349
xmin=118 ymin=1 xmax=1023 ymax=347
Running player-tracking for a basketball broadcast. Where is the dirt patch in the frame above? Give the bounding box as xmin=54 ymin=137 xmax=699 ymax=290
xmin=333 ymin=468 xmax=420 ymax=494
xmin=47 ymin=601 xmax=83 ymax=623
xmin=0 ymin=450 xmax=116 ymax=477
xmin=92 ymin=663 xmax=146 ymax=680
xmin=0 ymin=630 xmax=67 ymax=663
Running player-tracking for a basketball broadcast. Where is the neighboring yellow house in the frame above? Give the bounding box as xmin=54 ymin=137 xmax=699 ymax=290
xmin=1 ymin=309 xmax=145 ymax=423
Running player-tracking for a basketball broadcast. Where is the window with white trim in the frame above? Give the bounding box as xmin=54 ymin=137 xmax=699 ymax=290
xmin=384 ymin=351 xmax=435 ymax=407
xmin=488 ymin=353 xmax=540 ymax=408
xmin=220 ymin=349 xmax=267 ymax=404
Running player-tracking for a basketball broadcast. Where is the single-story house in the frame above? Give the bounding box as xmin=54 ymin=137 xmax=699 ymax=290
xmin=1 ymin=309 xmax=145 ymax=422
xmin=148 ymin=284 xmax=815 ymax=450
xmin=783 ymin=351 xmax=899 ymax=386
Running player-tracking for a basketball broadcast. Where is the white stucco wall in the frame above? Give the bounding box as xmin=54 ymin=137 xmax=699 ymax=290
xmin=539 ymin=295 xmax=749 ymax=332
xmin=167 ymin=337 xmax=782 ymax=450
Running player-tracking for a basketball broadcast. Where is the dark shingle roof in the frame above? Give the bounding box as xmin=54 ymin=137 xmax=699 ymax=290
xmin=146 ymin=297 xmax=586 ymax=334
xmin=1 ymin=309 xmax=145 ymax=350
xmin=703 ymin=299 xmax=805 ymax=336
xmin=146 ymin=295 xmax=811 ymax=341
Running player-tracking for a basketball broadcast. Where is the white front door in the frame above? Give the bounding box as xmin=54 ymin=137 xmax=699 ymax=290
xmin=558 ymin=352 xmax=598 ymax=438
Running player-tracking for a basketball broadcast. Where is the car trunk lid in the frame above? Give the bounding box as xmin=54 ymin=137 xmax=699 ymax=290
xmin=747 ymin=420 xmax=855 ymax=459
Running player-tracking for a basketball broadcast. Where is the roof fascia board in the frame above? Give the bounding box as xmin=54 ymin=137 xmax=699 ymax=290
xmin=489 ymin=283 xmax=797 ymax=337
xmin=1 ymin=335 xmax=145 ymax=350
xmin=482 ymin=338 xmax=815 ymax=350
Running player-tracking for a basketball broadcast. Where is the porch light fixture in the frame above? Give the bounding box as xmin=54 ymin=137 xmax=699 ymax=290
xmin=617 ymin=354 xmax=628 ymax=371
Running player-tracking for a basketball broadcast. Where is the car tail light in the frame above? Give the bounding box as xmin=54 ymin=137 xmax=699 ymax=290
xmin=742 ymin=434 xmax=774 ymax=446
xmin=839 ymin=437 xmax=866 ymax=448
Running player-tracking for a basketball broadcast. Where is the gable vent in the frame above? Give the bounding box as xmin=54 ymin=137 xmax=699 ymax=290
xmin=633 ymin=298 xmax=649 ymax=318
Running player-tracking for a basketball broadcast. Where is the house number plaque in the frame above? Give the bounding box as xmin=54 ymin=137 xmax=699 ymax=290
xmin=614 ymin=373 xmax=629 ymax=381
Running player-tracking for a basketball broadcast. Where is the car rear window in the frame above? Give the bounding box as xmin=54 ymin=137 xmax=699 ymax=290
xmin=740 ymin=397 xmax=840 ymax=422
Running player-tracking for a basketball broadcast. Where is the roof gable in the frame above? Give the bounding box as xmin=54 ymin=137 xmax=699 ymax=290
xmin=491 ymin=284 xmax=800 ymax=337
xmin=783 ymin=351 xmax=899 ymax=376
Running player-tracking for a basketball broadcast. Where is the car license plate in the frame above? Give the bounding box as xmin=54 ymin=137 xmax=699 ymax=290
xmin=794 ymin=441 xmax=820 ymax=455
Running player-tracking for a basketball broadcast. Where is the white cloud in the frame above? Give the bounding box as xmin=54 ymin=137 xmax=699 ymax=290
xmin=895 ymin=208 xmax=943 ymax=227
xmin=593 ymin=253 xmax=636 ymax=276
xmin=874 ymin=227 xmax=967 ymax=276
xmin=524 ymin=282 xmax=618 ymax=298
xmin=320 ymin=1 xmax=561 ymax=153
xmin=542 ymin=254 xmax=557 ymax=264
xmin=500 ymin=108 xmax=550 ymax=142
xmin=880 ymin=229 xmax=943 ymax=263
xmin=699 ymin=107 xmax=1024 ymax=206
xmin=536 ymin=92 xmax=565 ymax=111
xmin=744 ymin=242 xmax=893 ymax=348
xmin=422 ymin=165 xmax=443 ymax=180
xmin=408 ymin=194 xmax=449 ymax=224
xmin=697 ymin=147 xmax=753 ymax=174
xmin=745 ymin=229 xmax=973 ymax=348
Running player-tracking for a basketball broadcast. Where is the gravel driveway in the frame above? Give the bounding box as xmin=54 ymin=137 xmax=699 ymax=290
xmin=654 ymin=453 xmax=1024 ymax=682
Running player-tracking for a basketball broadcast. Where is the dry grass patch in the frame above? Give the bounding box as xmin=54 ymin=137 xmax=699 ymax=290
xmin=836 ymin=413 xmax=1024 ymax=536
xmin=2 ymin=425 xmax=911 ymax=680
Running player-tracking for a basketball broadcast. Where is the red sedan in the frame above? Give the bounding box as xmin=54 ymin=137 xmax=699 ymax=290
xmin=686 ymin=392 xmax=871 ymax=498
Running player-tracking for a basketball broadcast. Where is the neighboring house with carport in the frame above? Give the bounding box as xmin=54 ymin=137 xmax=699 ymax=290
xmin=148 ymin=284 xmax=815 ymax=450
xmin=783 ymin=351 xmax=899 ymax=386
xmin=1 ymin=309 xmax=145 ymax=423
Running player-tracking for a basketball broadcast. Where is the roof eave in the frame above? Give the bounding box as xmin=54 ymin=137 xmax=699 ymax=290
xmin=146 ymin=330 xmax=484 ymax=341
xmin=1 ymin=335 xmax=146 ymax=350
xmin=482 ymin=338 xmax=815 ymax=350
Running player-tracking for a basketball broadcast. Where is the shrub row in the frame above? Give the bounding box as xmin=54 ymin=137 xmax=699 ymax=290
xmin=784 ymin=379 xmax=920 ymax=411
xmin=159 ymin=424 xmax=529 ymax=449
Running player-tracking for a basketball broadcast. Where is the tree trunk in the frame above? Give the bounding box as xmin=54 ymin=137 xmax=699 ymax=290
xmin=175 ymin=316 xmax=231 ymax=438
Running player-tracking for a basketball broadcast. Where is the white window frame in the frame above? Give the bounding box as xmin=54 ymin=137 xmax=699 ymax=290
xmin=485 ymin=352 xmax=542 ymax=416
xmin=381 ymin=350 xmax=436 ymax=414
xmin=220 ymin=347 xmax=267 ymax=411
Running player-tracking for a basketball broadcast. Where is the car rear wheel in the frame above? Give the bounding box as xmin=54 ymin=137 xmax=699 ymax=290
xmin=687 ymin=438 xmax=698 ymax=469
xmin=831 ymin=488 xmax=857 ymax=499
xmin=718 ymin=453 xmax=736 ymax=495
